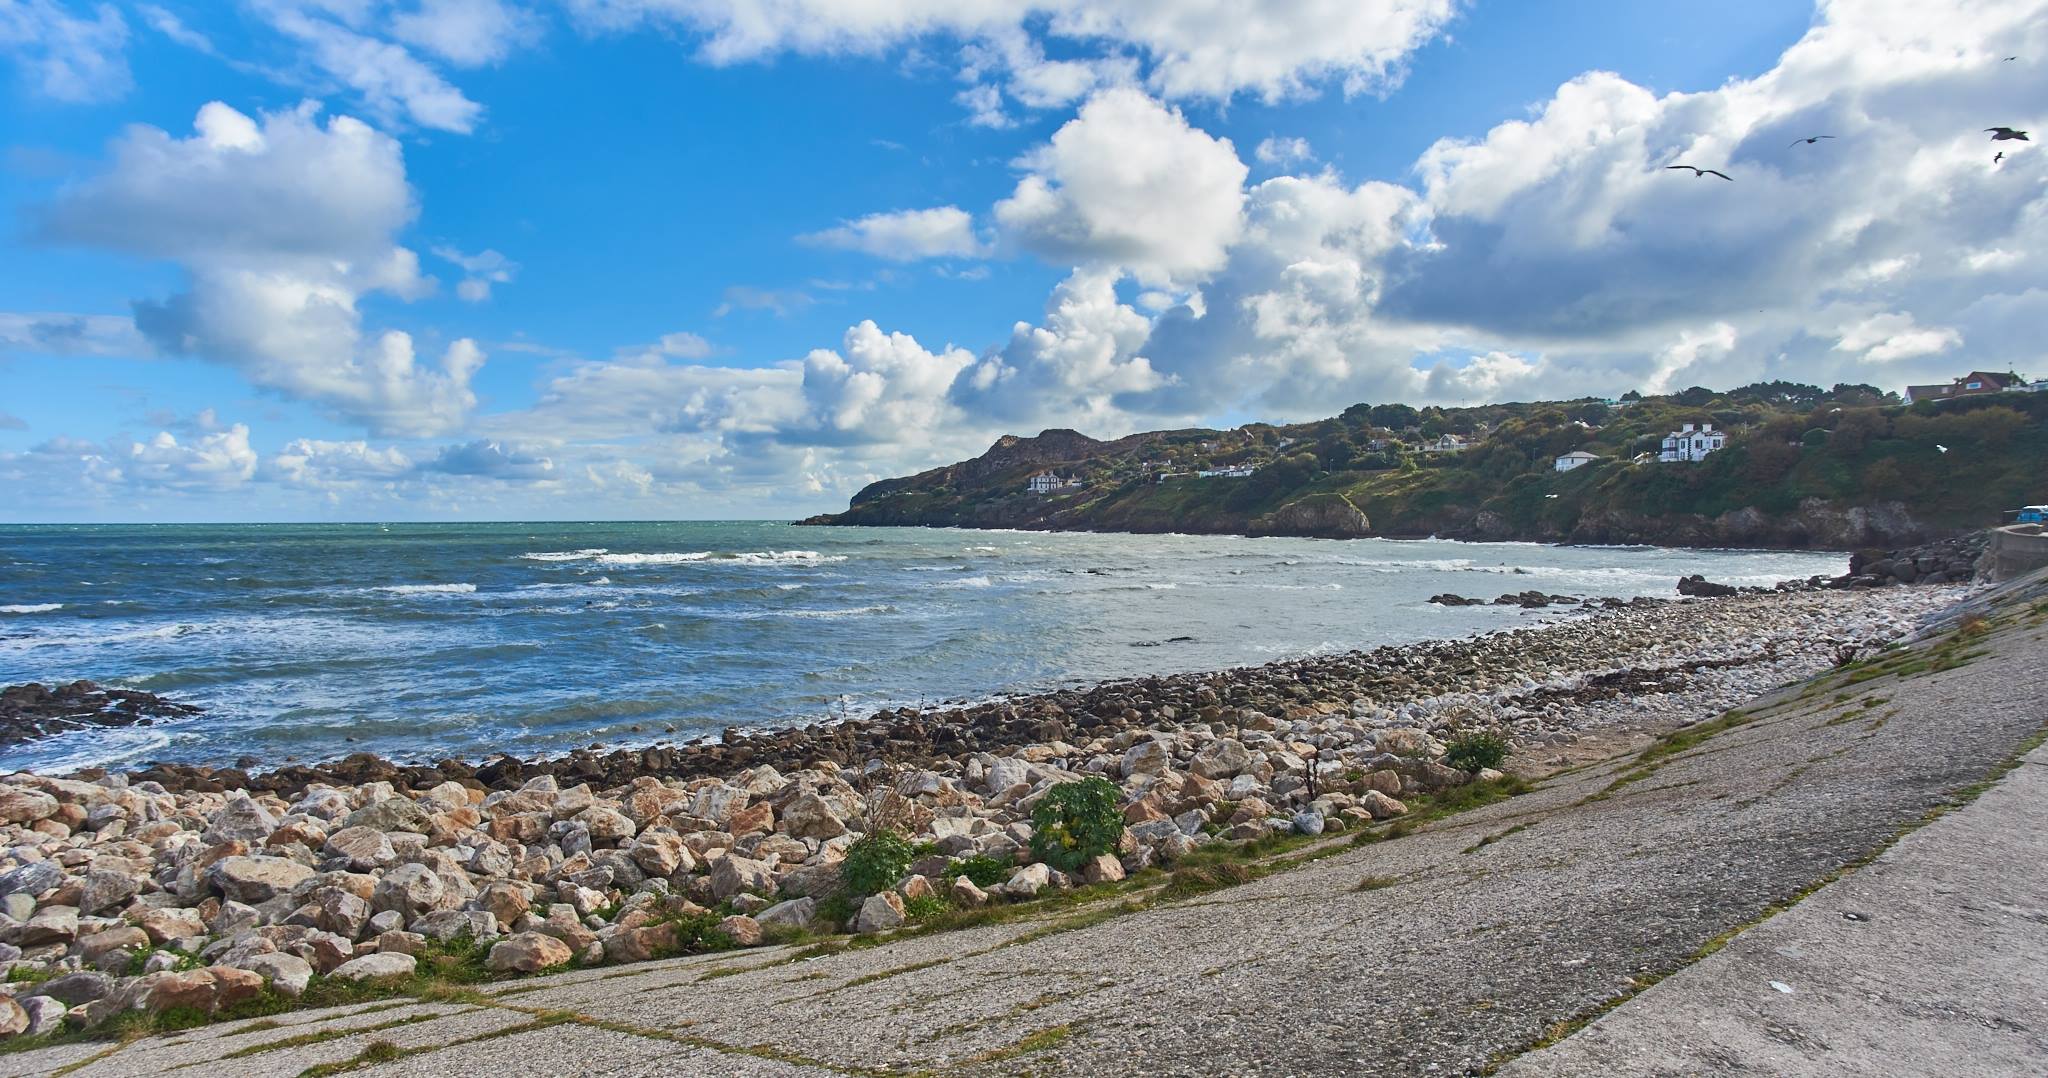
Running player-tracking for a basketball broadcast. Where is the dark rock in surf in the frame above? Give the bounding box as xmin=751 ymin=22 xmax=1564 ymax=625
xmin=0 ymin=681 xmax=201 ymax=750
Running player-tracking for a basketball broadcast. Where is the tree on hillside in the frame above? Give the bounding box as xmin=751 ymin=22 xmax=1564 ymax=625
xmin=1369 ymin=403 xmax=1420 ymax=430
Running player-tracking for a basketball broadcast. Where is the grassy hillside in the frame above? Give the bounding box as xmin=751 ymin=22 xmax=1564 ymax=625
xmin=802 ymin=382 xmax=2048 ymax=549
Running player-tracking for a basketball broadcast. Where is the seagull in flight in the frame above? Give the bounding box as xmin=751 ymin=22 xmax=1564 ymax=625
xmin=1987 ymin=127 xmax=2030 ymax=141
xmin=1936 ymin=444 xmax=1950 ymax=454
xmin=1666 ymin=164 xmax=1733 ymax=181
xmin=1995 ymin=151 xmax=2005 ymax=163
xmin=1789 ymin=135 xmax=1836 ymax=147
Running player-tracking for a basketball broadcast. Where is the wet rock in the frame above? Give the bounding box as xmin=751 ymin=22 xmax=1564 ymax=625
xmin=0 ymin=681 xmax=201 ymax=751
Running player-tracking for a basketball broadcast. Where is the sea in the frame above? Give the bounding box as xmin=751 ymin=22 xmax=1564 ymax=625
xmin=0 ymin=522 xmax=1848 ymax=773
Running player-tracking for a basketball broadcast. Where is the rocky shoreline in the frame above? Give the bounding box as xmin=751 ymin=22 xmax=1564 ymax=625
xmin=0 ymin=581 xmax=1969 ymax=1040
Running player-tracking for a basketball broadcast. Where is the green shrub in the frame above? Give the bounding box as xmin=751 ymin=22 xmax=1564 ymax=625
xmin=941 ymin=855 xmax=1011 ymax=888
xmin=664 ymin=910 xmax=737 ymax=954
xmin=1442 ymin=731 xmax=1511 ymax=773
xmin=813 ymin=893 xmax=856 ymax=930
xmin=841 ymin=830 xmax=915 ymax=897
xmin=1029 ymin=778 xmax=1124 ymax=873
xmin=903 ymin=894 xmax=949 ymax=921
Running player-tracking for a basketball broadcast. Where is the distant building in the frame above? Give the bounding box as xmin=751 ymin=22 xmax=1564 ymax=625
xmin=2006 ymin=379 xmax=2047 ymax=394
xmin=1421 ymin=434 xmax=1469 ymax=454
xmin=1026 ymin=473 xmax=1081 ymax=494
xmin=1659 ymin=423 xmax=1726 ymax=463
xmin=1905 ymin=371 xmax=2018 ymax=404
xmin=1554 ymin=450 xmax=1601 ymax=473
xmin=1196 ymin=465 xmax=1258 ymax=478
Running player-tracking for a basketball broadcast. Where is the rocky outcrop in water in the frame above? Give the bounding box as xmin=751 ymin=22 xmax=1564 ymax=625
xmin=1 ymin=682 xmax=200 ymax=750
xmin=1249 ymin=493 xmax=1372 ymax=539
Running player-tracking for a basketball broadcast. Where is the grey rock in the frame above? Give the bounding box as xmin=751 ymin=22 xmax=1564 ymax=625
xmin=343 ymin=797 xmax=431 ymax=835
xmin=235 ymin=952 xmax=314 ymax=998
xmin=27 ymin=970 xmax=115 ymax=1006
xmin=202 ymin=795 xmax=280 ymax=845
xmin=210 ymin=856 xmax=314 ymax=904
xmin=0 ymin=862 xmax=63 ymax=899
xmin=328 ymin=952 xmax=417 ymax=982
xmin=20 ymin=995 xmax=66 ymax=1036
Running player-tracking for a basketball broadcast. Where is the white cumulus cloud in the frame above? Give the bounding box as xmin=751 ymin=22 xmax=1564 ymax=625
xmin=36 ymin=100 xmax=487 ymax=437
xmin=995 ymin=87 xmax=1248 ymax=286
xmin=800 ymin=206 xmax=987 ymax=261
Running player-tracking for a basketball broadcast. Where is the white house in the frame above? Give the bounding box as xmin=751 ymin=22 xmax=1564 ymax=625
xmin=1196 ymin=465 xmax=1258 ymax=478
xmin=1026 ymin=473 xmax=1081 ymax=494
xmin=1659 ymin=423 xmax=1726 ymax=463
xmin=1554 ymin=450 xmax=1601 ymax=473
xmin=1421 ymin=434 xmax=1469 ymax=454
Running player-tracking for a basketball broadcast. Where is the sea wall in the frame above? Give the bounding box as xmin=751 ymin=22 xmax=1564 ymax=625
xmin=1981 ymin=524 xmax=2048 ymax=582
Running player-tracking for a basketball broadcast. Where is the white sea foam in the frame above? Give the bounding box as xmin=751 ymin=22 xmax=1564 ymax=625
xmin=595 ymin=550 xmax=847 ymax=567
xmin=374 ymin=583 xmax=478 ymax=595
xmin=945 ymin=576 xmax=994 ymax=588
xmin=596 ymin=551 xmax=713 ymax=566
xmin=521 ymin=549 xmax=609 ymax=562
xmin=776 ymin=583 xmax=805 ymax=591
xmin=0 ymin=603 xmax=63 ymax=614
xmin=782 ymin=604 xmax=893 ymax=618
xmin=731 ymin=550 xmax=846 ymax=564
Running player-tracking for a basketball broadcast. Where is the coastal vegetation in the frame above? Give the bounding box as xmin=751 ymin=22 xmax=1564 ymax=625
xmin=804 ymin=382 xmax=2048 ymax=548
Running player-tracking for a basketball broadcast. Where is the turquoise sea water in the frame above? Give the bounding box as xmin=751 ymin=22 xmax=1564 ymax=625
xmin=0 ymin=522 xmax=1845 ymax=771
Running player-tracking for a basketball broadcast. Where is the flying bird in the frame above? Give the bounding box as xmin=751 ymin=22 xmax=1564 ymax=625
xmin=1995 ymin=151 xmax=2005 ymax=163
xmin=1789 ymin=135 xmax=1836 ymax=147
xmin=1665 ymin=164 xmax=1733 ymax=180
xmin=1936 ymin=444 xmax=1950 ymax=454
xmin=2004 ymin=56 xmax=2018 ymax=61
xmin=1986 ymin=127 xmax=2030 ymax=141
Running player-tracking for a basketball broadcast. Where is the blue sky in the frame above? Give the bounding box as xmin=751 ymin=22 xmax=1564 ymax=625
xmin=0 ymin=1 xmax=2042 ymax=521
